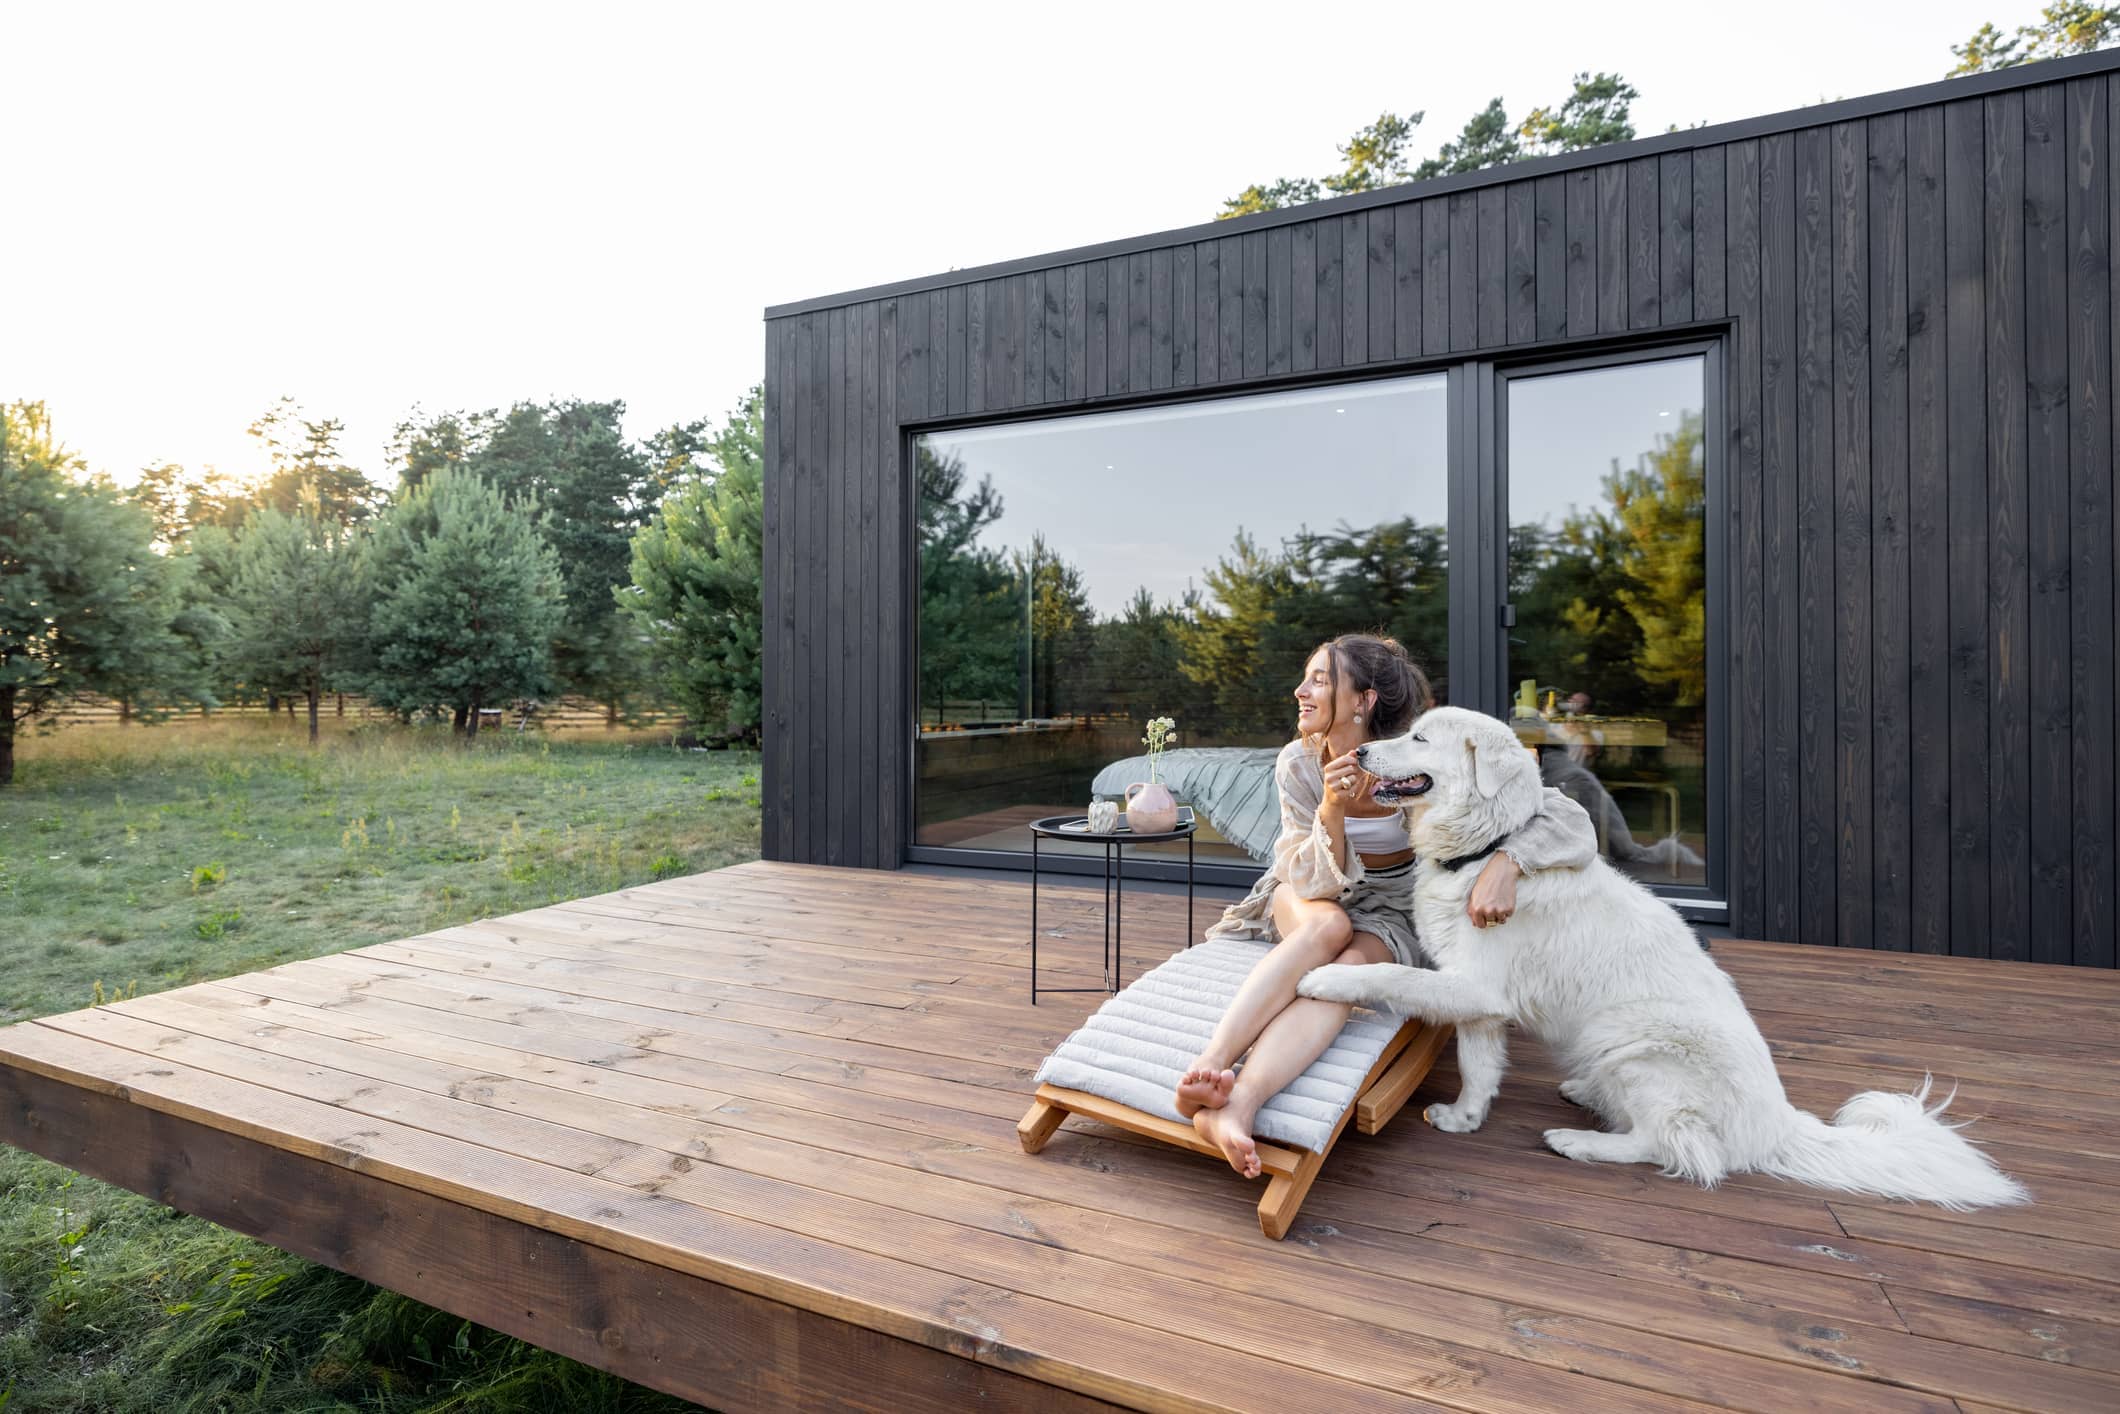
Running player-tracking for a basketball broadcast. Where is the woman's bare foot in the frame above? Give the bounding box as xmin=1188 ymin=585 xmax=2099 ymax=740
xmin=1192 ymin=1105 xmax=1262 ymax=1179
xmin=1174 ymin=1063 xmax=1236 ymax=1118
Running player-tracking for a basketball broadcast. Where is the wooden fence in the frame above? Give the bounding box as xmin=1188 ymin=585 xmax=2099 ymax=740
xmin=39 ymin=693 xmax=682 ymax=734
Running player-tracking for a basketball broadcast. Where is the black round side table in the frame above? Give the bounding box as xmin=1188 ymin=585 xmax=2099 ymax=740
xmin=1026 ymin=810 xmax=1197 ymax=1003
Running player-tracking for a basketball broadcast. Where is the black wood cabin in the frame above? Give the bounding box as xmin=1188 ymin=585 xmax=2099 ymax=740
xmin=760 ymin=50 xmax=2120 ymax=967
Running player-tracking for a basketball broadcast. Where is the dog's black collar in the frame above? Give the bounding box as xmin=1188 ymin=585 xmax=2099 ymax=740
xmin=1433 ymin=836 xmax=1513 ymax=873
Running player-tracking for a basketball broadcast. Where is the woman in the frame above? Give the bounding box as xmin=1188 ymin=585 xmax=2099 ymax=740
xmin=1175 ymin=633 xmax=1598 ymax=1178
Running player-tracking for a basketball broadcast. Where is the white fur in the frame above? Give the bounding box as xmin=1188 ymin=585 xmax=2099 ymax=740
xmin=1298 ymin=706 xmax=2030 ymax=1210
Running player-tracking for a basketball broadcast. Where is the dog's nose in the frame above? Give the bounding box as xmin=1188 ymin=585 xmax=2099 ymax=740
xmin=1353 ymin=745 xmax=1368 ymax=764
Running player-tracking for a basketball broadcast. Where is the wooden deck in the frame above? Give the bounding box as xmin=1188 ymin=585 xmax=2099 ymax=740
xmin=2 ymin=861 xmax=2117 ymax=1412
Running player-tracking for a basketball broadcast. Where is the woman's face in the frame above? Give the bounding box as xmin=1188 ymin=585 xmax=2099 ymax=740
xmin=1294 ymin=647 xmax=1367 ymax=737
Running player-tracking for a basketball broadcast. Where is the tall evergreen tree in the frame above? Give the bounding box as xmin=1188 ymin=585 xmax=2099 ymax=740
xmin=1410 ymin=98 xmax=1522 ymax=180
xmin=245 ymin=398 xmax=386 ymax=526
xmin=1220 ymin=73 xmax=1638 ymax=218
xmin=916 ymin=445 xmax=1020 ymax=718
xmin=361 ymin=468 xmax=564 ymax=738
xmin=641 ymin=418 xmax=712 ymax=504
xmin=222 ymin=489 xmax=366 ymax=743
xmin=1951 ymin=3 xmax=2117 ymax=72
xmin=388 ymin=407 xmax=490 ymax=492
xmin=394 ymin=400 xmax=657 ymax=714
xmin=1172 ymin=529 xmax=1310 ymax=735
xmin=0 ymin=403 xmax=218 ymax=784
xmin=623 ymin=391 xmax=765 ymax=741
xmin=1608 ymin=411 xmax=1708 ymax=706
xmin=1518 ymin=73 xmax=1641 ymax=155
xmin=128 ymin=460 xmax=247 ymax=545
xmin=1015 ymin=533 xmax=1094 ymax=719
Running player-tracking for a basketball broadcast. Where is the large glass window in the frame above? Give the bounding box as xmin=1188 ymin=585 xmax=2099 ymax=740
xmin=915 ymin=374 xmax=1448 ymax=867
xmin=1505 ymin=355 xmax=1710 ymax=887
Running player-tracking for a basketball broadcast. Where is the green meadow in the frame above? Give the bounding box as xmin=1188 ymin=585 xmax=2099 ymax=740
xmin=0 ymin=720 xmax=758 ymax=1412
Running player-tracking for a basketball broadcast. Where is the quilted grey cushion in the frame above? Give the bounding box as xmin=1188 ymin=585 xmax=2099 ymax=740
xmin=1032 ymin=937 xmax=1404 ymax=1153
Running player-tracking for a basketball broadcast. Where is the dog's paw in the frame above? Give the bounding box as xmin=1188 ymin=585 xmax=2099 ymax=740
xmin=1295 ymin=963 xmax=1370 ymax=1005
xmin=1423 ymin=1102 xmax=1486 ymax=1133
xmin=1558 ymin=1078 xmax=1595 ymax=1108
xmin=1543 ymin=1127 xmax=1602 ymax=1161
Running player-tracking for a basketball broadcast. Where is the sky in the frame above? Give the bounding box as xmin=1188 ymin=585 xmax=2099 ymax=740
xmin=2 ymin=0 xmax=2014 ymax=490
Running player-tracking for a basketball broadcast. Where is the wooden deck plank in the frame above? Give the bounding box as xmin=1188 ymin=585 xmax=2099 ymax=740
xmin=243 ymin=963 xmax=1917 ymax=1332
xmin=1320 ymin=1139 xmax=2120 ymax=1327
xmin=0 ymin=1060 xmax=1122 ymax=1414
xmin=1883 ymin=1283 xmax=2120 ymax=1373
xmin=354 ymin=939 xmax=883 ymax=1037
xmin=29 ymin=1000 xmax=1742 ymax=1412
xmin=43 ymin=988 xmax=2004 ymax=1409
xmin=5 ymin=863 xmax=2119 ymax=1412
xmin=57 ymin=991 xmax=2089 ymax=1409
xmin=554 ymin=876 xmax=1207 ymax=971
xmin=0 ymin=1024 xmax=1408 ymax=1414
xmin=262 ymin=960 xmax=2109 ymax=1333
xmin=301 ymin=951 xmax=1041 ymax=1089
xmin=293 ymin=949 xmax=2115 ymax=1343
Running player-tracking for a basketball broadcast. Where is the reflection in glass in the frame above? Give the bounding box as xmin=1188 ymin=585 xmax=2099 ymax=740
xmin=1507 ymin=357 xmax=1709 ymax=887
xmin=916 ymin=375 xmax=1448 ymax=865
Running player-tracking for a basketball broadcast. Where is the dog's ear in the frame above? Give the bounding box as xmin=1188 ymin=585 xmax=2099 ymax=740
xmin=1466 ymin=735 xmax=1505 ymax=799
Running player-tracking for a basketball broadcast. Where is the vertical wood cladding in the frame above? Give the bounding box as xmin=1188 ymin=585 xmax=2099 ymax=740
xmin=761 ymin=70 xmax=2120 ymax=963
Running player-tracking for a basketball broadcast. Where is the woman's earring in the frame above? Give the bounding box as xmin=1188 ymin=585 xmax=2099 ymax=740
xmin=1353 ymin=713 xmax=1362 ymax=722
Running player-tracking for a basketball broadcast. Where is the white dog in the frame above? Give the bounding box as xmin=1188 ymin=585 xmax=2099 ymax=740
xmin=1296 ymin=706 xmax=2028 ymax=1210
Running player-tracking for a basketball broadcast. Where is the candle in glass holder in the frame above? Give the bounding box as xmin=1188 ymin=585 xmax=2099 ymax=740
xmin=1086 ymin=799 xmax=1120 ymax=834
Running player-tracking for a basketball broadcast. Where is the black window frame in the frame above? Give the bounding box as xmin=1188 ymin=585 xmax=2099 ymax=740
xmin=898 ymin=332 xmax=1732 ymax=924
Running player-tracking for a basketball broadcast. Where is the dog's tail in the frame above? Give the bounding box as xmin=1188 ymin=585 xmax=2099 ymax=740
xmin=1758 ymin=1076 xmax=2029 ymax=1210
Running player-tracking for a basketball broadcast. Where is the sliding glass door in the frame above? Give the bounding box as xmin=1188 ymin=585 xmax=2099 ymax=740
xmin=1500 ymin=350 xmax=1716 ymax=893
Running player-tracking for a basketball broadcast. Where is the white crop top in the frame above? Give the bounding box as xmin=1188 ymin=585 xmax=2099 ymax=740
xmin=1340 ymin=810 xmax=1411 ymax=853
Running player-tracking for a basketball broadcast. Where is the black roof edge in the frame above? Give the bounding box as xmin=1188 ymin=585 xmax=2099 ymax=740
xmin=764 ymin=47 xmax=2120 ymax=320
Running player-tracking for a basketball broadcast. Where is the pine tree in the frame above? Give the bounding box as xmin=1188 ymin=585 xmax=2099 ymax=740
xmin=916 ymin=445 xmax=1020 ymax=718
xmin=1950 ymin=4 xmax=2118 ymax=73
xmin=361 ymin=469 xmax=564 ymax=738
xmin=1172 ymin=530 xmax=1311 ymax=735
xmin=1220 ymin=74 xmax=1637 ymax=217
xmin=392 ymin=400 xmax=657 ymax=716
xmin=623 ymin=392 xmax=765 ymax=742
xmin=245 ymin=398 xmax=386 ymax=526
xmin=0 ymin=402 xmax=218 ymax=784
xmin=1610 ymin=411 xmax=1708 ymax=706
xmin=222 ymin=488 xmax=366 ymax=743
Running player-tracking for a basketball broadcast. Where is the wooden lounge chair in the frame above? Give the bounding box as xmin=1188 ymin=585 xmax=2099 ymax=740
xmin=1019 ymin=1015 xmax=1450 ymax=1240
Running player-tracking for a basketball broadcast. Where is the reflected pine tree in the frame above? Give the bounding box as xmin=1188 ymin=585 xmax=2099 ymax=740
xmin=1172 ymin=529 xmax=1313 ymax=736
xmin=1015 ymin=533 xmax=1094 ymax=719
xmin=1509 ymin=409 xmax=1706 ymax=713
xmin=1168 ymin=519 xmax=1449 ymax=737
xmin=916 ymin=445 xmax=1020 ymax=718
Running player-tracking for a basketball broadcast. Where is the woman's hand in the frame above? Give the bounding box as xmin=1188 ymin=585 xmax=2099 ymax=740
xmin=1467 ymin=852 xmax=1522 ymax=928
xmin=1319 ymin=750 xmax=1372 ymax=818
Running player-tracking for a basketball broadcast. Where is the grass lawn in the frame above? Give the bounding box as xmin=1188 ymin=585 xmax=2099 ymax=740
xmin=0 ymin=719 xmax=761 ymax=1413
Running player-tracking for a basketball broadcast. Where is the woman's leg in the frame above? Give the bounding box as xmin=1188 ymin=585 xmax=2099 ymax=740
xmin=1193 ymin=931 xmax=1393 ymax=1177
xmin=1175 ymin=889 xmax=1352 ymax=1118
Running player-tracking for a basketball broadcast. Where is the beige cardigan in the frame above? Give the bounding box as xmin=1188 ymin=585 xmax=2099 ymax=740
xmin=1204 ymin=737 xmax=1598 ymax=943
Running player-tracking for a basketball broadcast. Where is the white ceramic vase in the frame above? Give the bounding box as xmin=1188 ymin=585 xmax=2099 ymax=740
xmin=1124 ymin=781 xmax=1179 ymax=834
